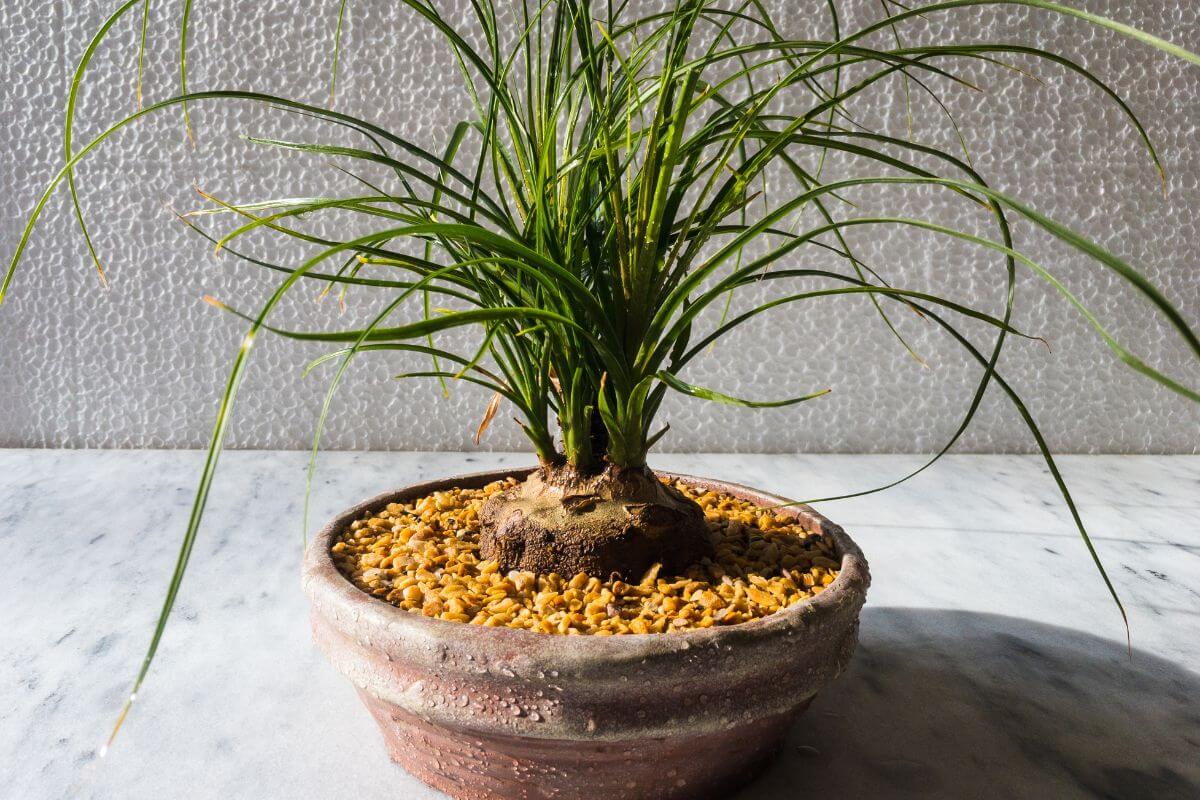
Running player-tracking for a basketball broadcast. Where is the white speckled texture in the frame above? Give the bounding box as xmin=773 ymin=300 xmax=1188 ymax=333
xmin=2 ymin=450 xmax=1198 ymax=798
xmin=1 ymin=1 xmax=1198 ymax=453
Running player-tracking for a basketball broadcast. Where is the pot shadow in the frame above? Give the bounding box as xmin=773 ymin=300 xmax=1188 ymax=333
xmin=737 ymin=608 xmax=1200 ymax=800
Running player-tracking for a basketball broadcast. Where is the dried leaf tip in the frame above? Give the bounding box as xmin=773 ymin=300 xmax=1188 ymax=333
xmin=475 ymin=392 xmax=502 ymax=445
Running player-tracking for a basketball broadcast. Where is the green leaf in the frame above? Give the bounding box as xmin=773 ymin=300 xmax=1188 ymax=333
xmin=657 ymin=370 xmax=831 ymax=408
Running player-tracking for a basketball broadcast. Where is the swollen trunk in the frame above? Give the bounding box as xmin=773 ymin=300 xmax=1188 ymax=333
xmin=478 ymin=463 xmax=714 ymax=579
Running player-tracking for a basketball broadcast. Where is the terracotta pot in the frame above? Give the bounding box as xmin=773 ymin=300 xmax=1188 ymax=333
xmin=302 ymin=468 xmax=870 ymax=800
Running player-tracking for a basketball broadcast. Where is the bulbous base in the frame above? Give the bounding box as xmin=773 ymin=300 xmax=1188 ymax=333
xmin=478 ymin=463 xmax=714 ymax=579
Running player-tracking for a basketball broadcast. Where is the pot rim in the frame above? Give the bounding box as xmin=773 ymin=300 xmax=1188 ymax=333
xmin=302 ymin=465 xmax=870 ymax=658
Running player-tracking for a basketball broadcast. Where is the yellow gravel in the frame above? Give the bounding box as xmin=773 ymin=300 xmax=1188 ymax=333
xmin=332 ymin=477 xmax=841 ymax=635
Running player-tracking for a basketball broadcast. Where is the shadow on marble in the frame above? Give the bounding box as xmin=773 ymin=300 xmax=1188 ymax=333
xmin=738 ymin=608 xmax=1200 ymax=800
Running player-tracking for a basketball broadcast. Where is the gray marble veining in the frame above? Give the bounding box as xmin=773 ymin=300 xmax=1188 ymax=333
xmin=1 ymin=451 xmax=1198 ymax=799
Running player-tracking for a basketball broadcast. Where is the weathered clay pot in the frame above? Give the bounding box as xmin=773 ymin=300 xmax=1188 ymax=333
xmin=302 ymin=468 xmax=870 ymax=800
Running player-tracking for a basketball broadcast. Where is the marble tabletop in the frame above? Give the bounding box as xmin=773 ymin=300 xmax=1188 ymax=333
xmin=2 ymin=450 xmax=1198 ymax=799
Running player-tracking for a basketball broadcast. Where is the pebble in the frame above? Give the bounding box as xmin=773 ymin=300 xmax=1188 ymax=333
xmin=331 ymin=476 xmax=841 ymax=635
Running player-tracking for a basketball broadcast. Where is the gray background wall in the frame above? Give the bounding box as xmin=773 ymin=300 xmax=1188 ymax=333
xmin=1 ymin=0 xmax=1197 ymax=454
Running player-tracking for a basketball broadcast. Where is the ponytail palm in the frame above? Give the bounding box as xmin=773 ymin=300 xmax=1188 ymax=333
xmin=4 ymin=0 xmax=1200 ymax=736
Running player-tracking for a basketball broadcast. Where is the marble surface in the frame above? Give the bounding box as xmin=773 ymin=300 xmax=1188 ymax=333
xmin=2 ymin=450 xmax=1198 ymax=799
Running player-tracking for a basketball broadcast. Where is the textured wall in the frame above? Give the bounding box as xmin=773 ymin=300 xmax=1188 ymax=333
xmin=1 ymin=0 xmax=1198 ymax=454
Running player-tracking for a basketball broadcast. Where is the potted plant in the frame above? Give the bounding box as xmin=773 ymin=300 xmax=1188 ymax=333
xmin=5 ymin=1 xmax=1199 ymax=798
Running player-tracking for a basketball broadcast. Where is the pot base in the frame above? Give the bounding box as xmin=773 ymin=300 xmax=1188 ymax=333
xmin=359 ymin=688 xmax=807 ymax=800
